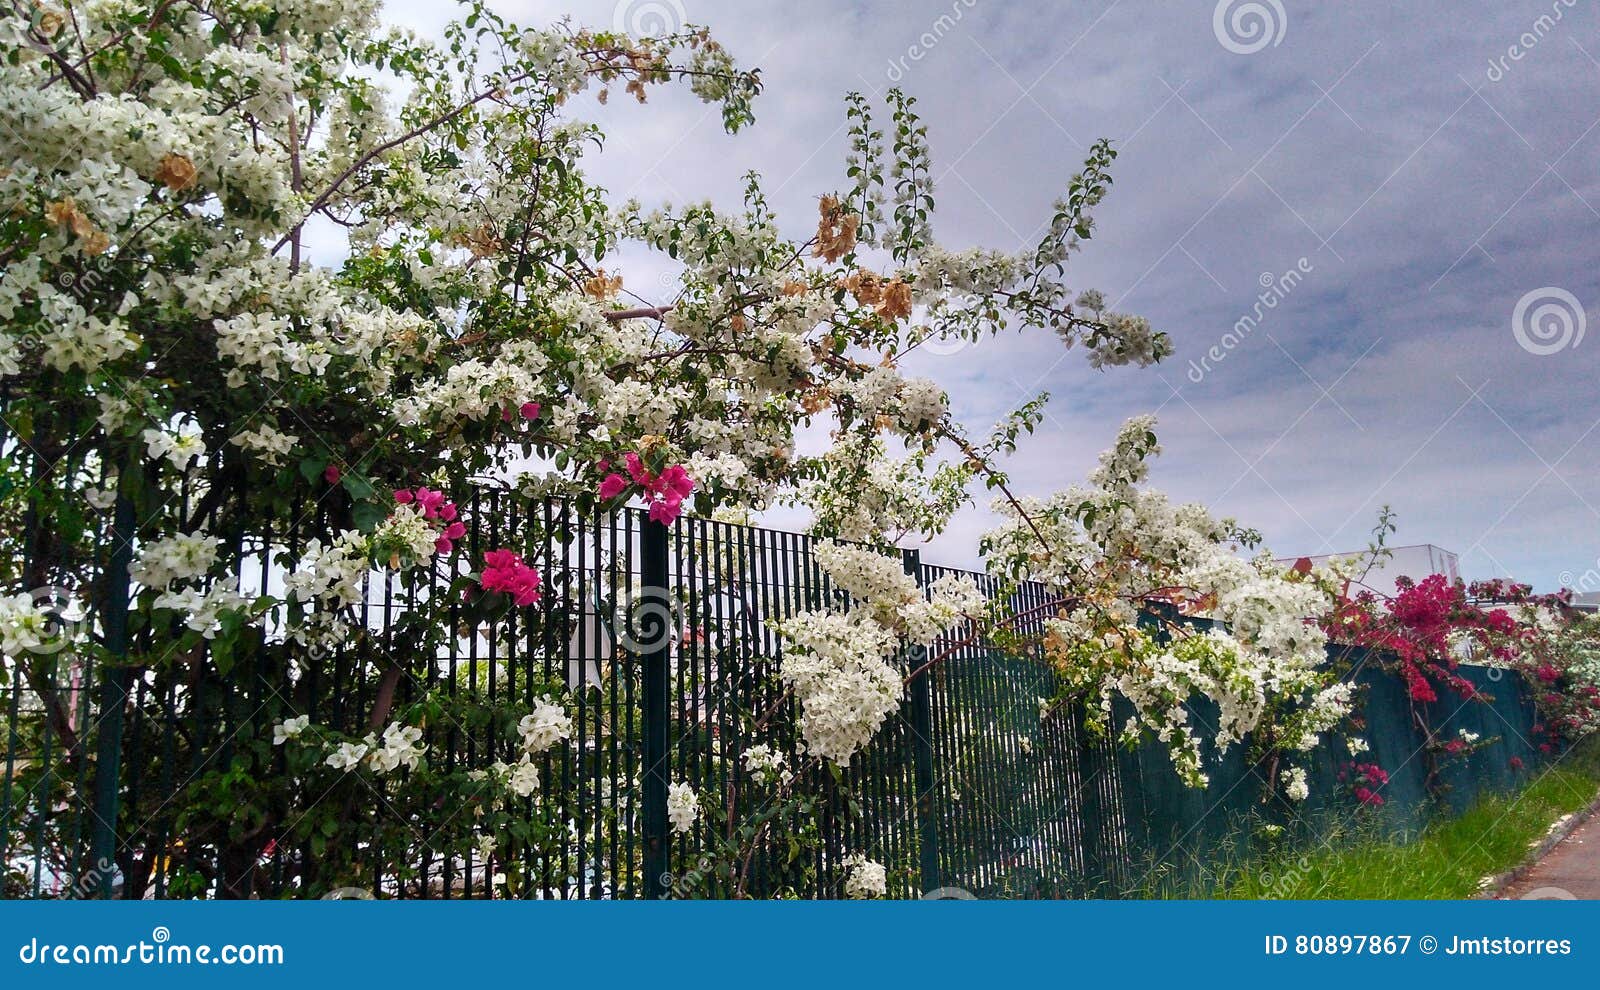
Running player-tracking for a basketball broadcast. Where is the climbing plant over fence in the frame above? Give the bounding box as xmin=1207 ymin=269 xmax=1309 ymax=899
xmin=1 ymin=491 xmax=1555 ymax=900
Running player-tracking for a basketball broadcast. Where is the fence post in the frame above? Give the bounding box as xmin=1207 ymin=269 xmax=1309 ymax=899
xmin=902 ymin=548 xmax=941 ymax=896
xmin=640 ymin=518 xmax=671 ymax=898
xmin=89 ymin=488 xmax=136 ymax=898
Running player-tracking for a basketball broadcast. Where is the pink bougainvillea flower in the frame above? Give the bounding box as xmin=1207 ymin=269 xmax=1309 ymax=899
xmin=598 ymin=450 xmax=695 ymax=523
xmin=413 ymin=487 xmax=447 ymax=519
xmin=443 ymin=521 xmax=466 ymax=540
xmin=480 ymin=549 xmax=542 ymax=607
xmin=648 ymin=497 xmax=683 ymax=525
xmin=624 ymin=451 xmax=649 ymax=484
xmin=520 ymin=401 xmax=541 ymax=420
xmin=393 ymin=488 xmax=415 ymax=504
xmin=657 ymin=464 xmax=694 ymax=500
xmin=435 ymin=537 xmax=454 ymax=554
xmin=324 ymin=465 xmax=341 ymax=484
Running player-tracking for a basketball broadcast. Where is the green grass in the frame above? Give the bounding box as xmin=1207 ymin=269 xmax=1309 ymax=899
xmin=1184 ymin=741 xmax=1600 ymax=899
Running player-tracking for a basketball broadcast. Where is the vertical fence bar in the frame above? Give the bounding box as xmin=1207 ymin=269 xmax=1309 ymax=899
xmin=89 ymin=488 xmax=136 ymax=898
xmin=640 ymin=518 xmax=671 ymax=899
xmin=902 ymin=548 xmax=940 ymax=896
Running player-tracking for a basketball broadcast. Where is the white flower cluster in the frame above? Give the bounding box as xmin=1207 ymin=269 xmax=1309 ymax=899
xmin=311 ymin=721 xmax=426 ymax=776
xmin=130 ymin=532 xmax=221 ymax=590
xmin=984 ymin=416 xmax=1352 ymax=788
xmin=0 ymin=594 xmax=55 ymax=659
xmin=668 ymin=781 xmax=699 ymax=835
xmin=130 ymin=530 xmax=248 ymax=639
xmin=777 ymin=543 xmax=983 ymax=763
xmin=371 ymin=505 xmax=440 ymax=569
xmin=842 ymin=853 xmax=887 ymax=899
xmin=229 ymin=423 xmax=298 ymax=467
xmin=368 ymin=723 xmax=427 ymax=774
xmin=518 ymin=697 xmax=573 ymax=755
xmin=1280 ymin=766 xmax=1310 ymax=803
xmin=829 ymin=369 xmax=947 ymax=436
xmin=273 ymin=716 xmax=310 ymax=745
xmin=283 ymin=532 xmax=370 ymax=609
xmin=457 ymin=698 xmax=573 ymax=802
xmin=152 ymin=578 xmax=249 ymax=640
xmin=741 ymin=744 xmax=791 ymax=785
xmin=142 ymin=426 xmax=205 ymax=473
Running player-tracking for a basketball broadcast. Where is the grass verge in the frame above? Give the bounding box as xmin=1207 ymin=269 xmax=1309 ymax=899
xmin=1192 ymin=739 xmax=1600 ymax=899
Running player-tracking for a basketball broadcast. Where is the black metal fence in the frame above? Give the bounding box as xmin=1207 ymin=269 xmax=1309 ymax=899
xmin=2 ymin=489 xmax=1550 ymax=899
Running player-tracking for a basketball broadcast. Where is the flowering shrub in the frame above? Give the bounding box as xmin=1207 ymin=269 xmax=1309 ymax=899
xmin=1325 ymin=563 xmax=1595 ymax=796
xmin=1339 ymin=762 xmax=1391 ymax=807
xmin=0 ymin=0 xmax=1180 ymax=897
xmin=1326 ymin=575 xmax=1555 ymax=704
xmin=979 ymin=418 xmax=1352 ymax=793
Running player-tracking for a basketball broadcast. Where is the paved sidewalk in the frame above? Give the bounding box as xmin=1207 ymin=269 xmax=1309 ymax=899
xmin=1500 ymin=811 xmax=1600 ymax=899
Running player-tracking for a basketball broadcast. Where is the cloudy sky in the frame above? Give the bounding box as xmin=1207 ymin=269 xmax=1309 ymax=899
xmin=386 ymin=0 xmax=1600 ymax=591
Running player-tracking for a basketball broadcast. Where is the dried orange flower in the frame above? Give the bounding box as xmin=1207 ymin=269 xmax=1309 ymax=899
xmin=583 ymin=269 xmax=624 ymax=300
xmin=625 ymin=79 xmax=647 ymax=103
xmin=453 ymin=223 xmax=503 ymax=259
xmin=46 ymin=197 xmax=110 ymax=252
xmin=874 ymin=279 xmax=912 ymax=322
xmin=799 ymin=388 xmax=832 ymax=415
xmin=811 ymin=195 xmax=858 ymax=264
xmin=153 ymin=152 xmax=198 ymax=192
xmin=843 ymin=269 xmax=883 ymax=306
xmin=729 ymin=312 xmax=747 ymax=333
xmin=35 ymin=7 xmax=63 ymax=39
xmin=779 ymin=280 xmax=809 ymax=297
xmin=46 ymin=198 xmax=91 ymax=237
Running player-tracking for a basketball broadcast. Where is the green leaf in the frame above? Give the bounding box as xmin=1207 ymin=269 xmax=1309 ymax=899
xmin=342 ymin=473 xmax=376 ymax=501
xmin=352 ymin=500 xmax=386 ymax=533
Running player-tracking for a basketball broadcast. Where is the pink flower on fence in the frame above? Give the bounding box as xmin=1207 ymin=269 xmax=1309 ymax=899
xmin=480 ymin=549 xmax=542 ymax=606
xmin=595 ymin=451 xmax=694 ymax=524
